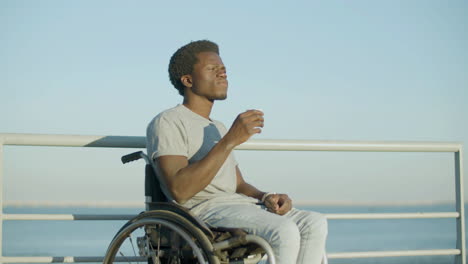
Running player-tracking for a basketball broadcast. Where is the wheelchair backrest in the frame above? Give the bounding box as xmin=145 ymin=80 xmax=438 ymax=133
xmin=145 ymin=163 xmax=167 ymax=204
xmin=121 ymin=151 xmax=168 ymax=208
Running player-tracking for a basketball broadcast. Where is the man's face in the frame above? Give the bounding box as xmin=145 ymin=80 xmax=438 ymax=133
xmin=189 ymin=51 xmax=228 ymax=100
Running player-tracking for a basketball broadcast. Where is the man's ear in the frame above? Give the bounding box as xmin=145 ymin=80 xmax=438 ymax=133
xmin=180 ymin=74 xmax=192 ymax=88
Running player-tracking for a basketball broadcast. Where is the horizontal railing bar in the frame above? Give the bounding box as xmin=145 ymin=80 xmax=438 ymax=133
xmin=3 ymin=201 xmax=144 ymax=208
xmin=0 ymin=249 xmax=460 ymax=263
xmin=0 ymin=256 xmax=146 ymax=263
xmin=4 ymin=200 xmax=457 ymax=207
xmin=2 ymin=214 xmax=137 ymax=220
xmin=238 ymin=139 xmax=462 ymax=152
xmin=2 ymin=212 xmax=459 ymax=221
xmin=0 ymin=134 xmax=146 ymax=149
xmin=327 ymin=249 xmax=461 ymax=259
xmin=326 ymin=212 xmax=459 ymax=219
xmin=0 ymin=133 xmax=461 ymax=152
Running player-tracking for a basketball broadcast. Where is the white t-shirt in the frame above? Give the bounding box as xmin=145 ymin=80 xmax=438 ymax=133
xmin=146 ymin=104 xmax=258 ymax=215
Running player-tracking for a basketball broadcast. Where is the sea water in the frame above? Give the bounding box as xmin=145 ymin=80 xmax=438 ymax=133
xmin=2 ymin=204 xmax=466 ymax=264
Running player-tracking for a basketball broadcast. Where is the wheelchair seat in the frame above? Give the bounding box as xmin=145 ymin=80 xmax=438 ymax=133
xmin=103 ymin=151 xmax=276 ymax=264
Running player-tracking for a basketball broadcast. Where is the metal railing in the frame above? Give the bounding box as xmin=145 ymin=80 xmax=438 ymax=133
xmin=0 ymin=133 xmax=465 ymax=264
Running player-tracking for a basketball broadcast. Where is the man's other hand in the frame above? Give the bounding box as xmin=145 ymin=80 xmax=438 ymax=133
xmin=264 ymin=193 xmax=292 ymax=215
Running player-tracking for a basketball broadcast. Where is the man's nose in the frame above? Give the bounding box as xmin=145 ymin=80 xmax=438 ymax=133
xmin=219 ymin=72 xmax=227 ymax=78
xmin=218 ymin=71 xmax=227 ymax=78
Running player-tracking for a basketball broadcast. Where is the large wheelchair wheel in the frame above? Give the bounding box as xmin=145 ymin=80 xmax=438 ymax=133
xmin=103 ymin=211 xmax=219 ymax=264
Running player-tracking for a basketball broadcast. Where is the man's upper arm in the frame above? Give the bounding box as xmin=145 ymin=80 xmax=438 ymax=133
xmin=147 ymin=113 xmax=189 ymax=188
xmin=157 ymin=155 xmax=189 ymax=186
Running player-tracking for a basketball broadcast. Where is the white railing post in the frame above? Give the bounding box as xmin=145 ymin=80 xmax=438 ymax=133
xmin=455 ymin=149 xmax=466 ymax=264
xmin=0 ymin=139 xmax=4 ymax=264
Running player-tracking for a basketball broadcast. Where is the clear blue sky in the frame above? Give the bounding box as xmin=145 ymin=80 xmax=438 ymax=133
xmin=1 ymin=0 xmax=467 ymax=205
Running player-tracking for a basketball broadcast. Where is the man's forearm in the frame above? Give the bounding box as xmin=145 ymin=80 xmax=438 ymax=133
xmin=236 ymin=181 xmax=265 ymax=201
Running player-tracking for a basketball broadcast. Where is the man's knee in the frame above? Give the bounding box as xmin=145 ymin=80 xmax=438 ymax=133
xmin=270 ymin=218 xmax=301 ymax=246
xmin=303 ymin=211 xmax=328 ymax=238
xmin=259 ymin=218 xmax=301 ymax=263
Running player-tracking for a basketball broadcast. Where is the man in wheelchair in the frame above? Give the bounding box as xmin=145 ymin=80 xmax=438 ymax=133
xmin=145 ymin=40 xmax=327 ymax=264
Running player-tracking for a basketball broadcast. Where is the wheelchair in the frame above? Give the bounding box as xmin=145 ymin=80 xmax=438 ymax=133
xmin=103 ymin=151 xmax=276 ymax=264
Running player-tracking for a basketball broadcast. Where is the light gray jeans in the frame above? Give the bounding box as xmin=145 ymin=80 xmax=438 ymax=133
xmin=197 ymin=202 xmax=328 ymax=264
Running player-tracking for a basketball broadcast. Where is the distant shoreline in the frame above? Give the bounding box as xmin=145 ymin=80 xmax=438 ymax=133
xmin=2 ymin=200 xmax=457 ymax=208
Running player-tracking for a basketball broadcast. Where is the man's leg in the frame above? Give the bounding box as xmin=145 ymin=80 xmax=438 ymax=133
xmin=198 ymin=203 xmax=301 ymax=264
xmin=283 ymin=208 xmax=328 ymax=264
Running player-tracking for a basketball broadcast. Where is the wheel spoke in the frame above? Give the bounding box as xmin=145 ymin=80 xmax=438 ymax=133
xmin=118 ymin=251 xmax=132 ymax=264
xmin=128 ymin=235 xmax=139 ymax=260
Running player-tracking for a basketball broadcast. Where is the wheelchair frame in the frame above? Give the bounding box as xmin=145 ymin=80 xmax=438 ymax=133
xmin=102 ymin=151 xmax=276 ymax=264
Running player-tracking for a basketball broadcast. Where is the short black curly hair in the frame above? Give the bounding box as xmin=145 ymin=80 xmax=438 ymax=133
xmin=168 ymin=40 xmax=219 ymax=96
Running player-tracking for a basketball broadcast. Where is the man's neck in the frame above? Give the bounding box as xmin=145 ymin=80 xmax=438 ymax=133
xmin=183 ymin=97 xmax=214 ymax=120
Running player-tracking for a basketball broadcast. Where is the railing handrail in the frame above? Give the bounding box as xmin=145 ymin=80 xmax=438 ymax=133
xmin=0 ymin=133 xmax=465 ymax=264
xmin=0 ymin=133 xmax=462 ymax=152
